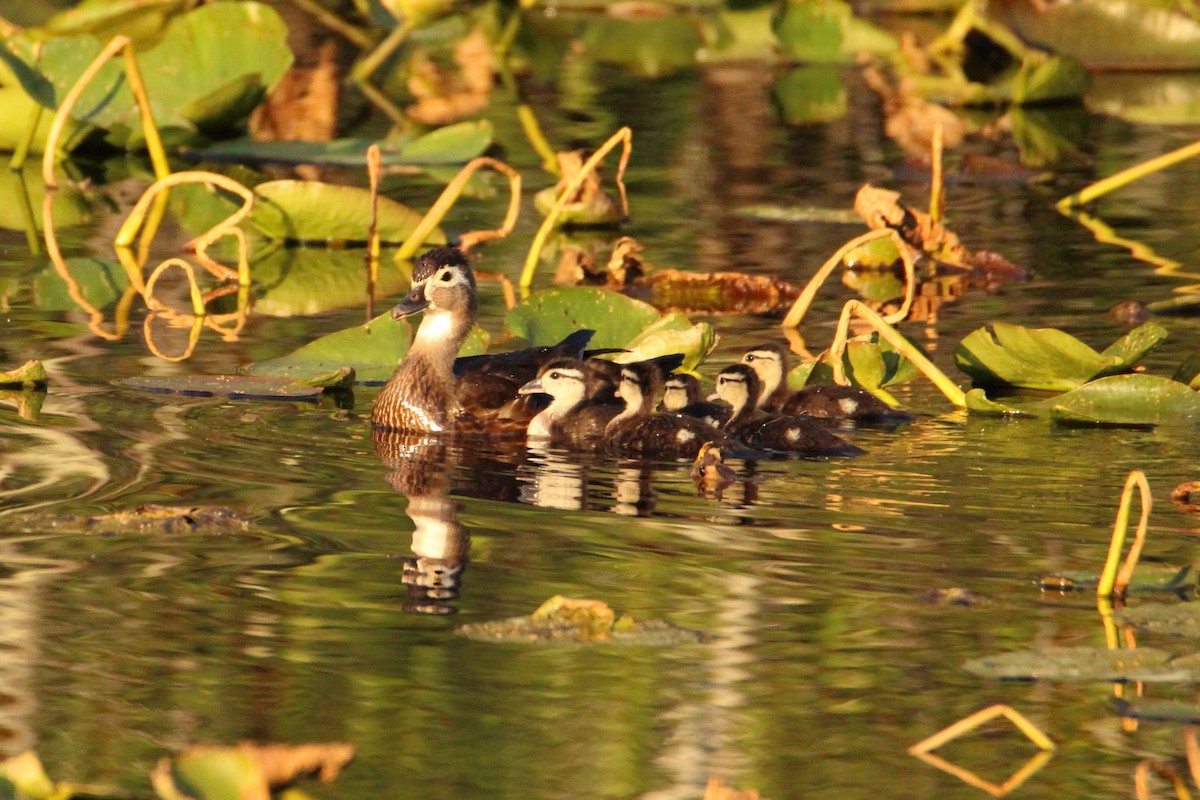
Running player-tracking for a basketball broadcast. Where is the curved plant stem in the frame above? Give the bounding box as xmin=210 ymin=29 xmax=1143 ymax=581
xmin=395 ymin=156 xmax=522 ymax=262
xmin=144 ymin=257 xmax=206 ymax=317
xmin=42 ymin=35 xmax=170 ymax=188
xmin=909 ymin=704 xmax=1055 ymax=754
xmin=287 ymin=0 xmax=373 ymax=48
xmin=782 ymin=228 xmax=917 ymax=329
xmin=521 ymin=126 xmax=631 ymax=289
xmin=1059 ymin=137 xmax=1200 ymax=210
xmin=1097 ymin=470 xmax=1152 ymax=600
xmin=518 ymin=105 xmax=561 ymax=175
xmin=828 ymin=299 xmax=966 ymax=407
xmin=351 ymin=19 xmax=413 ymax=82
xmin=115 ymin=170 xmax=254 ymax=261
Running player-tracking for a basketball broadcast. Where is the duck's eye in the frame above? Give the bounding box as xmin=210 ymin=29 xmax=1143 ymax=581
xmin=549 ymin=372 xmax=560 ymax=380
xmin=438 ymin=270 xmax=454 ymax=282
xmin=744 ymin=354 xmax=755 ymax=362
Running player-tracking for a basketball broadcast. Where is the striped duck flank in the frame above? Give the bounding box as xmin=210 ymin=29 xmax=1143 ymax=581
xmin=603 ymin=361 xmax=724 ymax=459
xmin=739 ymin=343 xmax=914 ymax=424
xmin=714 ymin=364 xmax=863 ymax=457
xmin=661 ymin=372 xmax=731 ymax=429
xmin=372 ymin=246 xmax=593 ymax=434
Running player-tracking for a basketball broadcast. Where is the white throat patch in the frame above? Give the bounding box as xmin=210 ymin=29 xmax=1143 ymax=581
xmin=416 ymin=311 xmax=455 ymax=343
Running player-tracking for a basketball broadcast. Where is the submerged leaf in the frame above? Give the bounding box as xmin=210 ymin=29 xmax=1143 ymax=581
xmin=118 ymin=374 xmax=326 ymax=400
xmin=458 ymin=595 xmax=704 ymax=646
xmin=1049 ymin=374 xmax=1200 ymax=426
xmin=10 ymin=504 xmax=253 ymax=536
xmin=964 ymin=646 xmax=1193 ymax=682
xmin=1116 ymin=602 xmax=1200 ymax=637
xmin=506 ymin=287 xmax=661 ymax=349
xmin=0 ymin=360 xmax=48 ymax=387
xmin=955 ymin=322 xmax=1167 ymax=391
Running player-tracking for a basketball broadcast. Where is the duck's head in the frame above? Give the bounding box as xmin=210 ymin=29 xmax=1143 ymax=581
xmin=394 ymin=246 xmax=479 ymax=322
xmin=615 ymin=362 xmax=663 ymax=416
xmin=739 ymin=343 xmax=786 ymax=408
xmin=519 ymin=358 xmax=588 ymax=413
xmin=662 ymin=373 xmax=702 ymax=412
xmin=713 ymin=364 xmax=761 ymax=417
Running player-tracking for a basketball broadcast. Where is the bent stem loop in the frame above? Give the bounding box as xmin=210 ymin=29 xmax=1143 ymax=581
xmin=828 ymin=299 xmax=966 ymax=407
xmin=144 ymin=258 xmax=206 ymax=317
xmin=115 ymin=171 xmax=254 ymax=266
xmin=781 ymin=228 xmax=917 ymax=329
xmin=1097 ymin=470 xmax=1152 ymax=601
xmin=42 ymin=35 xmax=170 ymax=189
xmin=909 ymin=704 xmax=1055 ymax=755
xmin=521 ymin=126 xmax=632 ymax=289
xmin=396 ymin=157 xmax=522 ymax=263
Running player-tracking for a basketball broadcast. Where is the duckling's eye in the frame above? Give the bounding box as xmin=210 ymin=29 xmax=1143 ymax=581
xmin=549 ymin=371 xmax=560 ymax=380
xmin=744 ymin=354 xmax=755 ymax=362
xmin=438 ymin=270 xmax=453 ymax=282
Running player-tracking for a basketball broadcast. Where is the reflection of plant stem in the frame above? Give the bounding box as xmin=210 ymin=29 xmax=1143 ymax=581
xmin=1097 ymin=470 xmax=1151 ymax=600
xmin=13 ymin=167 xmax=39 ymax=254
xmin=144 ymin=313 xmax=203 ymax=362
xmin=1060 ymin=137 xmax=1200 ymax=209
xmin=145 ymin=258 xmax=207 ymax=317
xmin=396 ymin=157 xmax=522 ymax=262
xmin=42 ymin=191 xmax=121 ymax=340
xmin=115 ymin=170 xmax=253 ymax=263
xmin=286 ymin=0 xmax=373 ymax=48
xmin=42 ymin=36 xmax=170 ymax=188
xmin=518 ymin=105 xmax=562 ymax=175
xmin=828 ymin=299 xmax=966 ymax=407
xmin=782 ymin=228 xmax=916 ymax=328
xmin=930 ymin=121 xmax=944 ymax=224
xmin=521 ymin=127 xmax=631 ymax=289
xmin=1062 ymin=207 xmax=1200 ymax=295
xmin=366 ymin=144 xmax=382 ymax=321
xmin=1134 ymin=760 xmax=1193 ymax=800
xmin=910 ymin=704 xmax=1055 ymax=754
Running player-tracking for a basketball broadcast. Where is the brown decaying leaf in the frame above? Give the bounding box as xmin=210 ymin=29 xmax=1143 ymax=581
xmin=153 ymin=742 xmax=355 ymax=800
xmin=1172 ymin=481 xmax=1200 ymax=514
xmin=545 ymin=150 xmax=623 ymax=221
xmin=406 ymin=30 xmax=493 ymax=126
xmin=861 ymin=57 xmax=966 ymax=160
xmin=251 ymin=40 xmax=339 ymax=180
xmin=704 ymin=777 xmax=760 ymax=800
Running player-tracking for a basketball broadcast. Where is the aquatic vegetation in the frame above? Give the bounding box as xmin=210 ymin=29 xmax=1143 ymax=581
xmin=0 ymin=359 xmax=47 ymax=388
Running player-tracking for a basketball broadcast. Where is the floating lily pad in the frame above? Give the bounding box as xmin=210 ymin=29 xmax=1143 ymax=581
xmin=457 ymin=595 xmax=705 ymax=646
xmin=0 ymin=360 xmax=47 ymax=388
xmin=2 ymin=1 xmax=293 ymax=150
xmin=248 ymin=180 xmax=444 ymax=245
xmin=772 ymin=0 xmax=898 ymax=63
xmin=1115 ymin=602 xmax=1200 ymax=637
xmin=807 ymin=334 xmax=919 ymax=401
xmin=155 ymin=742 xmax=355 ymax=800
xmin=506 ymin=287 xmax=661 ymax=350
xmin=964 ymin=388 xmax=1029 ymax=416
xmin=1042 ymin=563 xmax=1195 ymax=593
xmin=245 ymin=312 xmax=488 ymax=384
xmin=1049 ymin=374 xmax=1200 ymax=426
xmin=964 ymin=646 xmax=1194 ymax=682
xmin=189 ymin=120 xmax=493 ymax=167
xmin=1112 ymin=696 xmax=1200 ymax=724
xmin=616 ymin=313 xmax=716 ymax=374
xmin=117 ymin=372 xmax=352 ymax=400
xmin=248 ymin=247 xmax=411 ymax=317
xmin=955 ymin=321 xmax=1167 ymax=391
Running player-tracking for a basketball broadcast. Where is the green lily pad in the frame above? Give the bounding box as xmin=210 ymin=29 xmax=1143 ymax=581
xmin=0 ymin=360 xmax=47 ymax=388
xmin=991 ymin=0 xmax=1200 ymax=70
xmin=33 ymin=256 xmax=133 ymax=313
xmin=457 ymin=595 xmax=705 ymax=646
xmin=1049 ymin=374 xmax=1200 ymax=426
xmin=771 ymin=64 xmax=847 ymax=124
xmin=506 ymin=287 xmax=661 ymax=350
xmin=247 ymin=180 xmax=444 ymax=245
xmin=955 ymin=321 xmax=1167 ymax=391
xmin=617 ymin=313 xmax=717 ymax=374
xmin=1043 ymin=563 xmax=1195 ymax=593
xmin=1112 ymin=696 xmax=1200 ymax=723
xmin=117 ymin=372 xmax=351 ymax=400
xmin=247 ymin=246 xmax=412 ymax=317
xmin=964 ymin=646 xmax=1194 ymax=682
xmin=771 ymin=0 xmax=898 ymax=63
xmin=42 ymin=0 xmax=188 ymax=45
xmin=964 ymin=387 xmax=1028 ymax=416
xmin=2 ymin=1 xmax=292 ymax=151
xmin=189 ymin=120 xmax=494 ymax=167
xmin=244 ymin=312 xmax=488 ymax=384
xmin=806 ymin=334 xmax=919 ymax=402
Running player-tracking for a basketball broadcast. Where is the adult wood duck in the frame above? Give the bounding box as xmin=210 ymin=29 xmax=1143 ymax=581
xmin=661 ymin=373 xmax=730 ymax=429
xmin=371 ymin=246 xmax=592 ymax=433
xmin=739 ymin=343 xmax=914 ymax=424
xmin=603 ymin=361 xmax=727 ymax=459
xmin=714 ymin=364 xmax=863 ymax=457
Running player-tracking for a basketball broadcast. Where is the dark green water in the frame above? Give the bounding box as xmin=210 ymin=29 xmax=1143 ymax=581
xmin=5 ymin=29 xmax=1200 ymax=800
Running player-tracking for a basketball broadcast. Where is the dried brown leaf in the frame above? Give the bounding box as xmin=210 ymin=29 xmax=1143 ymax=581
xmin=704 ymin=777 xmax=760 ymax=800
xmin=406 ymin=30 xmax=494 ymax=126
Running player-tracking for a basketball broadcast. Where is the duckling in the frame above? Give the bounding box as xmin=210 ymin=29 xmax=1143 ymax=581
xmin=739 ymin=343 xmax=914 ymax=424
xmin=584 ymin=352 xmax=685 ymax=405
xmin=714 ymin=365 xmax=863 ymax=457
xmin=518 ymin=358 xmax=620 ymax=449
xmin=661 ymin=373 xmax=730 ymax=429
xmin=603 ymin=361 xmax=724 ymax=459
xmin=372 ymin=246 xmax=591 ymax=433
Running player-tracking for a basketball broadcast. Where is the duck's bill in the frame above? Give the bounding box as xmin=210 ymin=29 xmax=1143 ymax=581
xmin=392 ymin=284 xmax=428 ymax=319
xmin=517 ymin=378 xmax=545 ymax=396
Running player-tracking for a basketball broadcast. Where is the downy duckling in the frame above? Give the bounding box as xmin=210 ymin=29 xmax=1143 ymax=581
xmin=518 ymin=357 xmax=621 ymax=449
xmin=739 ymin=343 xmax=914 ymax=424
xmin=603 ymin=361 xmax=725 ymax=459
xmin=714 ymin=365 xmax=863 ymax=457
xmin=661 ymin=373 xmax=731 ymax=429
xmin=372 ymin=246 xmax=592 ymax=433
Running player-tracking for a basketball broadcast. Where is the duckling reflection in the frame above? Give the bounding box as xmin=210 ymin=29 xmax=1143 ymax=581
xmin=518 ymin=445 xmax=590 ymax=511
